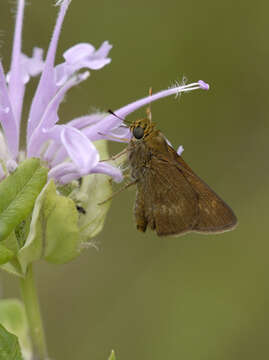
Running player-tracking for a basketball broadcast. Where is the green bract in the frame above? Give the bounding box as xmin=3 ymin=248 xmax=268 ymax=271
xmin=70 ymin=140 xmax=113 ymax=242
xmin=18 ymin=180 xmax=80 ymax=273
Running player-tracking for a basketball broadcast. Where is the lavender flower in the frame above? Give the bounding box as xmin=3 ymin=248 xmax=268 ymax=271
xmin=0 ymin=0 xmax=208 ymax=187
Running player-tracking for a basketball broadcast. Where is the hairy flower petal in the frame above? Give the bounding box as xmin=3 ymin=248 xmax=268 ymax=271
xmin=92 ymin=162 xmax=123 ymax=183
xmin=22 ymin=48 xmax=44 ymax=79
xmin=63 ymin=43 xmax=95 ymax=63
xmin=28 ymin=72 xmax=89 ymax=157
xmin=105 ymin=125 xmax=131 ymax=142
xmin=57 ymin=171 xmax=81 ymax=184
xmin=48 ymin=162 xmax=77 ymax=182
xmin=68 ymin=113 xmax=105 ymax=129
xmin=61 ymin=127 xmax=100 ymax=173
xmin=0 ymin=62 xmax=19 ymax=158
xmin=41 ymin=125 xmax=101 ymax=177
xmin=8 ymin=0 xmax=25 ymax=126
xmin=48 ymin=157 xmax=123 ymax=185
xmin=93 ymin=41 xmax=112 ymax=61
xmin=43 ymin=141 xmax=61 ymax=164
xmin=55 ymin=41 xmax=112 ymax=86
xmin=66 ymin=113 xmax=131 ymax=143
xmin=50 ymin=147 xmax=68 ymax=167
xmin=27 ymin=0 xmax=71 ymax=142
xmin=7 ymin=48 xmax=44 ymax=85
xmin=39 ymin=114 xmax=106 ymax=164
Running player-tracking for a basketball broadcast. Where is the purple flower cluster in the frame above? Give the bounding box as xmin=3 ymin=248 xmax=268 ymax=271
xmin=0 ymin=0 xmax=209 ymax=185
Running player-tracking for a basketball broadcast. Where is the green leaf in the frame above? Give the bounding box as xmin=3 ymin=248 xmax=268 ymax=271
xmin=0 ymin=323 xmax=23 ymax=360
xmin=0 ymin=299 xmax=31 ymax=360
xmin=18 ymin=180 xmax=80 ymax=272
xmin=0 ymin=232 xmax=23 ymax=277
xmin=71 ymin=140 xmax=113 ymax=241
xmin=2 ymin=232 xmax=19 ymax=254
xmin=0 ymin=158 xmax=48 ymax=241
xmin=0 ymin=299 xmax=30 ymax=360
xmin=108 ymin=350 xmax=116 ymax=360
xmin=0 ymin=244 xmax=14 ymax=265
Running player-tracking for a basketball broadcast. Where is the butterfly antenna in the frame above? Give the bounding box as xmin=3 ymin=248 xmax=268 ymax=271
xmin=146 ymin=87 xmax=152 ymax=123
xmin=108 ymin=109 xmax=131 ymax=125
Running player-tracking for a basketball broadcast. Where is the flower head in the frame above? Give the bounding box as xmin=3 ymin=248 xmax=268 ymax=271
xmin=0 ymin=0 xmax=209 ymax=262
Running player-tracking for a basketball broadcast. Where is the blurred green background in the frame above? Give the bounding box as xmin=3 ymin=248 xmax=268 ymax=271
xmin=1 ymin=0 xmax=268 ymax=359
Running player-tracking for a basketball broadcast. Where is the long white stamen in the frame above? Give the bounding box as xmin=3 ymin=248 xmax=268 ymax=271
xmin=87 ymin=80 xmax=210 ymax=141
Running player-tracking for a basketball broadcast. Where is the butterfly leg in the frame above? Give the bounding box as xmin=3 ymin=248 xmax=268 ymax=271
xmin=98 ymin=180 xmax=137 ymax=205
xmin=100 ymin=148 xmax=128 ymax=162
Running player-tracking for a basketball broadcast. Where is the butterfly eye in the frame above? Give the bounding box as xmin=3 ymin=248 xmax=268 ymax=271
xmin=133 ymin=126 xmax=144 ymax=139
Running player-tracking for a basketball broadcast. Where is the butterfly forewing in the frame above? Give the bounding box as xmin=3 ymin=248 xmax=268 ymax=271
xmin=128 ymin=118 xmax=237 ymax=236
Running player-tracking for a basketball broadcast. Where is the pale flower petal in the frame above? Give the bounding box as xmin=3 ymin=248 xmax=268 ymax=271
xmin=0 ymin=62 xmax=19 ymax=158
xmin=55 ymin=41 xmax=112 ymax=86
xmin=57 ymin=171 xmax=81 ymax=184
xmin=8 ymin=0 xmax=25 ymax=127
xmin=91 ymin=162 xmax=123 ymax=183
xmin=48 ymin=162 xmax=78 ymax=182
xmin=7 ymin=48 xmax=44 ymax=84
xmin=68 ymin=113 xmax=106 ymax=129
xmin=27 ymin=72 xmax=89 ymax=157
xmin=63 ymin=43 xmax=96 ymax=64
xmin=27 ymin=0 xmax=71 ymax=142
xmin=43 ymin=141 xmax=61 ymax=164
xmin=93 ymin=41 xmax=112 ymax=60
xmin=49 ymin=147 xmax=68 ymax=167
xmin=61 ymin=127 xmax=100 ymax=173
xmin=23 ymin=48 xmax=44 ymax=78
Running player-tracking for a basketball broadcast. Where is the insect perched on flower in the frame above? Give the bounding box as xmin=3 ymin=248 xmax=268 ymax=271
xmin=108 ymin=89 xmax=237 ymax=237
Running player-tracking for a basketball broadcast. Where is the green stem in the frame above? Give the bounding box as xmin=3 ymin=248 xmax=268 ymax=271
xmin=20 ymin=264 xmax=48 ymax=360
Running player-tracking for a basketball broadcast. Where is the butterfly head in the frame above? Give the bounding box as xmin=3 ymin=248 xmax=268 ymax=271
xmin=130 ymin=118 xmax=156 ymax=140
